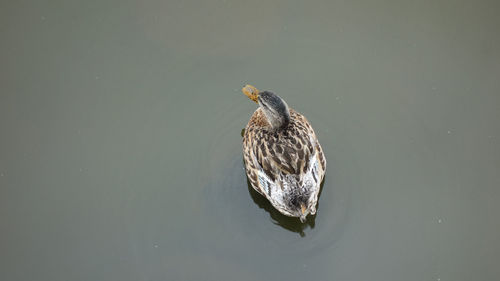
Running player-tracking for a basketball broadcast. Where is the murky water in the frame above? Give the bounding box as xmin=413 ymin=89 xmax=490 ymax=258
xmin=1 ymin=1 xmax=500 ymax=280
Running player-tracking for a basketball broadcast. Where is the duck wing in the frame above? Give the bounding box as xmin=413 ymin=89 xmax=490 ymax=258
xmin=253 ymin=112 xmax=325 ymax=191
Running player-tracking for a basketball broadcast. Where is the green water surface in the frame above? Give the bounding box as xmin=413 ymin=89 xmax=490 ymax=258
xmin=1 ymin=1 xmax=499 ymax=280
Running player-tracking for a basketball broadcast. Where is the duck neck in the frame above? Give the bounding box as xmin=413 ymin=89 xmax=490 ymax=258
xmin=265 ymin=109 xmax=290 ymax=131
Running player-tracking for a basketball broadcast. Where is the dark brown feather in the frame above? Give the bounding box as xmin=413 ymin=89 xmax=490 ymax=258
xmin=243 ymin=108 xmax=318 ymax=183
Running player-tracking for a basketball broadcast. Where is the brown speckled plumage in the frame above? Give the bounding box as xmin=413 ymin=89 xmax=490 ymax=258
xmin=243 ymin=104 xmax=326 ymax=221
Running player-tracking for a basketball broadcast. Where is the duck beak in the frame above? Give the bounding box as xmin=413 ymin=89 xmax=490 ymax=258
xmin=242 ymin=84 xmax=259 ymax=103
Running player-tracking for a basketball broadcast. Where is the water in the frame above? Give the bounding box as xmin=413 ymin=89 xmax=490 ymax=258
xmin=1 ymin=1 xmax=499 ymax=280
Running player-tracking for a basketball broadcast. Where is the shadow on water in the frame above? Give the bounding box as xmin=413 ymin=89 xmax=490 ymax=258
xmin=202 ymin=121 xmax=349 ymax=253
xmin=246 ymin=177 xmax=326 ymax=237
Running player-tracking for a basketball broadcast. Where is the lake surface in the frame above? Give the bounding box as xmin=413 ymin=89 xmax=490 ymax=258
xmin=1 ymin=1 xmax=499 ymax=280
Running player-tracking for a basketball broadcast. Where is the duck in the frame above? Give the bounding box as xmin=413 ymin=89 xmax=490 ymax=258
xmin=241 ymin=85 xmax=326 ymax=222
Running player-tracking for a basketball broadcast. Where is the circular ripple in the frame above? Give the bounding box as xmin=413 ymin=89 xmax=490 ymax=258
xmin=200 ymin=101 xmax=355 ymax=257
